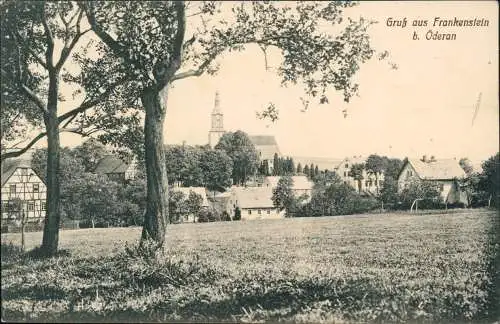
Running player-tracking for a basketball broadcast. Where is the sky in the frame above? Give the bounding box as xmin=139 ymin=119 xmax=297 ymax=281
xmin=25 ymin=1 xmax=500 ymax=163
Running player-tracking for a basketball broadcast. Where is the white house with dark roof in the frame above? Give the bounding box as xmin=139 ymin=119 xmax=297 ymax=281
xmin=229 ymin=186 xmax=284 ymax=220
xmin=1 ymin=157 xmax=46 ymax=223
xmin=397 ymin=156 xmax=468 ymax=205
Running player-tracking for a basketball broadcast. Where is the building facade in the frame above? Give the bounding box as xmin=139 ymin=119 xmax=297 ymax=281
xmin=334 ymin=156 xmax=385 ymax=195
xmin=229 ymin=186 xmax=284 ymax=220
xmin=1 ymin=159 xmax=46 ymax=223
xmin=397 ymin=157 xmax=468 ymax=205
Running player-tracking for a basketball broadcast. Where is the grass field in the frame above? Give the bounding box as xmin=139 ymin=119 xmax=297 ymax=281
xmin=1 ymin=209 xmax=499 ymax=323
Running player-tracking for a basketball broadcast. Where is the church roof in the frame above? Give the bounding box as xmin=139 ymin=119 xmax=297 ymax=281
xmin=249 ymin=135 xmax=281 ymax=160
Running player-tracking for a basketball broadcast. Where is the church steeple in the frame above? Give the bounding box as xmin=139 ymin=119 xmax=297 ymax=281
xmin=209 ymin=91 xmax=225 ymax=148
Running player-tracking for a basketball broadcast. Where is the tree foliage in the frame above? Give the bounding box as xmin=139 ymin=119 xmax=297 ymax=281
xmin=215 ymin=131 xmax=259 ymax=185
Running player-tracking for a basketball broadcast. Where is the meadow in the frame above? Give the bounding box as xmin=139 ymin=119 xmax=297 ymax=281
xmin=1 ymin=209 xmax=499 ymax=323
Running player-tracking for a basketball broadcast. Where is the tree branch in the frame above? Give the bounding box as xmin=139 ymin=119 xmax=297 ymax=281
xmin=171 ymin=54 xmax=215 ymax=82
xmin=0 ymin=131 xmax=46 ymax=162
xmin=1 ymin=68 xmax=49 ymax=115
xmin=155 ymin=1 xmax=186 ymax=89
xmin=13 ymin=31 xmax=48 ymax=70
xmin=57 ymin=77 xmax=129 ymax=124
xmin=55 ymin=9 xmax=89 ymax=71
xmin=81 ymin=2 xmax=128 ymax=58
xmin=41 ymin=1 xmax=55 ymax=69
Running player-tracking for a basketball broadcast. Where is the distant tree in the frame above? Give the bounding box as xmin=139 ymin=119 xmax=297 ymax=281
xmin=349 ymin=163 xmax=365 ymax=192
xmin=272 ymin=153 xmax=280 ymax=176
xmin=168 ymin=191 xmax=186 ymax=224
xmin=296 ymin=163 xmax=303 ymax=174
xmin=309 ymin=164 xmax=315 ymax=179
xmin=303 ymin=165 xmax=310 ymax=177
xmin=399 ymin=179 xmax=442 ymax=209
xmin=186 ymin=191 xmax=203 ymax=219
xmin=71 ymin=139 xmax=108 ymax=172
xmin=233 ymin=207 xmax=241 ymax=221
xmin=289 ymin=158 xmax=296 ymax=176
xmin=314 ymin=165 xmax=320 ymax=177
xmin=478 ymin=152 xmax=500 ymax=207
xmin=258 ymin=160 xmax=270 ymax=176
xmin=215 ymin=131 xmax=259 ymax=185
xmin=459 ymin=157 xmax=475 ymax=176
xmin=199 ymin=149 xmax=232 ymax=191
xmin=380 ymin=177 xmax=399 ymax=209
xmin=272 ymin=176 xmax=296 ymax=216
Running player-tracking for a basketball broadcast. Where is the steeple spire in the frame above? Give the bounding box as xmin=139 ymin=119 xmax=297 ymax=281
xmin=209 ymin=90 xmax=225 ymax=148
xmin=213 ymin=90 xmax=221 ymax=114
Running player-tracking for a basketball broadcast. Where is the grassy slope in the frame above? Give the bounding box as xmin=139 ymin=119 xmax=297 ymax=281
xmin=1 ymin=210 xmax=499 ymax=323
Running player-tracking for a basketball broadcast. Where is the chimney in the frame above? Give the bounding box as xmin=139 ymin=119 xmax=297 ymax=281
xmin=422 ymin=155 xmax=428 ymax=162
xmin=429 ymin=155 xmax=436 ymax=162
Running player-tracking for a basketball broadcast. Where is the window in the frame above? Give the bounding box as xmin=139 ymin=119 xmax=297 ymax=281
xmin=267 ymin=210 xmax=270 ymax=214
xmin=365 ymin=181 xmax=369 ymax=187
xmin=439 ymin=184 xmax=444 ymax=192
xmin=41 ymin=203 xmax=46 ymax=211
xmin=27 ymin=201 xmax=35 ymax=211
xmin=21 ymin=168 xmax=28 ymax=176
xmin=248 ymin=210 xmax=252 ymax=215
xmin=33 ymin=184 xmax=39 ymax=193
xmin=258 ymin=209 xmax=261 ymax=214
xmin=9 ymin=184 xmax=16 ymax=193
xmin=345 ymin=163 xmax=349 ymax=168
xmin=1 ymin=202 xmax=8 ymax=213
xmin=344 ymin=171 xmax=347 ymax=177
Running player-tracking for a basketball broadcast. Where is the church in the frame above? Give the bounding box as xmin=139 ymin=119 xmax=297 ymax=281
xmin=208 ymin=91 xmax=281 ymax=173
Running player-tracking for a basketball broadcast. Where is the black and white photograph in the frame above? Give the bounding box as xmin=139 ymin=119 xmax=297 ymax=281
xmin=1 ymin=1 xmax=499 ymax=323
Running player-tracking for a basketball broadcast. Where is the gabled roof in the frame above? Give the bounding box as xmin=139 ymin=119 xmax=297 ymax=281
xmin=172 ymin=187 xmax=210 ymax=207
xmin=249 ymin=135 xmax=281 ymax=161
xmin=94 ymin=155 xmax=130 ymax=174
xmin=406 ymin=158 xmax=466 ymax=180
xmin=335 ymin=156 xmax=367 ymax=169
xmin=232 ymin=186 xmax=275 ymax=209
xmin=264 ymin=176 xmax=314 ymax=191
xmin=1 ymin=158 xmax=41 ymax=187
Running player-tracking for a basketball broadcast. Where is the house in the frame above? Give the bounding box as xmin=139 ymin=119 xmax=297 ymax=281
xmin=94 ymin=155 xmax=137 ymax=181
xmin=171 ymin=186 xmax=210 ymax=208
xmin=229 ymin=186 xmax=284 ymax=220
xmin=1 ymin=158 xmax=46 ymax=223
xmin=397 ymin=156 xmax=468 ymax=205
xmin=334 ymin=156 xmax=385 ymax=195
xmin=171 ymin=186 xmax=210 ymax=223
xmin=263 ymin=176 xmax=314 ymax=201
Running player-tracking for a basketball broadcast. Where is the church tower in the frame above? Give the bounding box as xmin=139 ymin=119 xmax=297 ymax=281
xmin=208 ymin=91 xmax=225 ymax=148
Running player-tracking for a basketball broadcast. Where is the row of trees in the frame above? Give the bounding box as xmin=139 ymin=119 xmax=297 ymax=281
xmin=1 ymin=1 xmax=385 ymax=255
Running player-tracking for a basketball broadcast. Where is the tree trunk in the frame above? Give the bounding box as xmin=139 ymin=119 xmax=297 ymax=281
xmin=41 ymin=75 xmax=61 ymax=257
xmin=141 ymin=87 xmax=169 ymax=248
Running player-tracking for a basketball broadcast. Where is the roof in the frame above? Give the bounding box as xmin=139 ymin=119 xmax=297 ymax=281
xmin=232 ymin=186 xmax=275 ymax=209
xmin=335 ymin=156 xmax=367 ymax=169
xmin=94 ymin=155 xmax=130 ymax=174
xmin=293 ymin=156 xmax=344 ymax=171
xmin=172 ymin=187 xmax=210 ymax=207
xmin=1 ymin=158 xmax=40 ymax=187
xmin=406 ymin=158 xmax=466 ymax=180
xmin=249 ymin=135 xmax=281 ymax=160
xmin=264 ymin=176 xmax=314 ymax=191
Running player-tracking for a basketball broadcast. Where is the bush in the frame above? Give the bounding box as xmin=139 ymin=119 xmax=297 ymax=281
xmin=233 ymin=207 xmax=241 ymax=221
